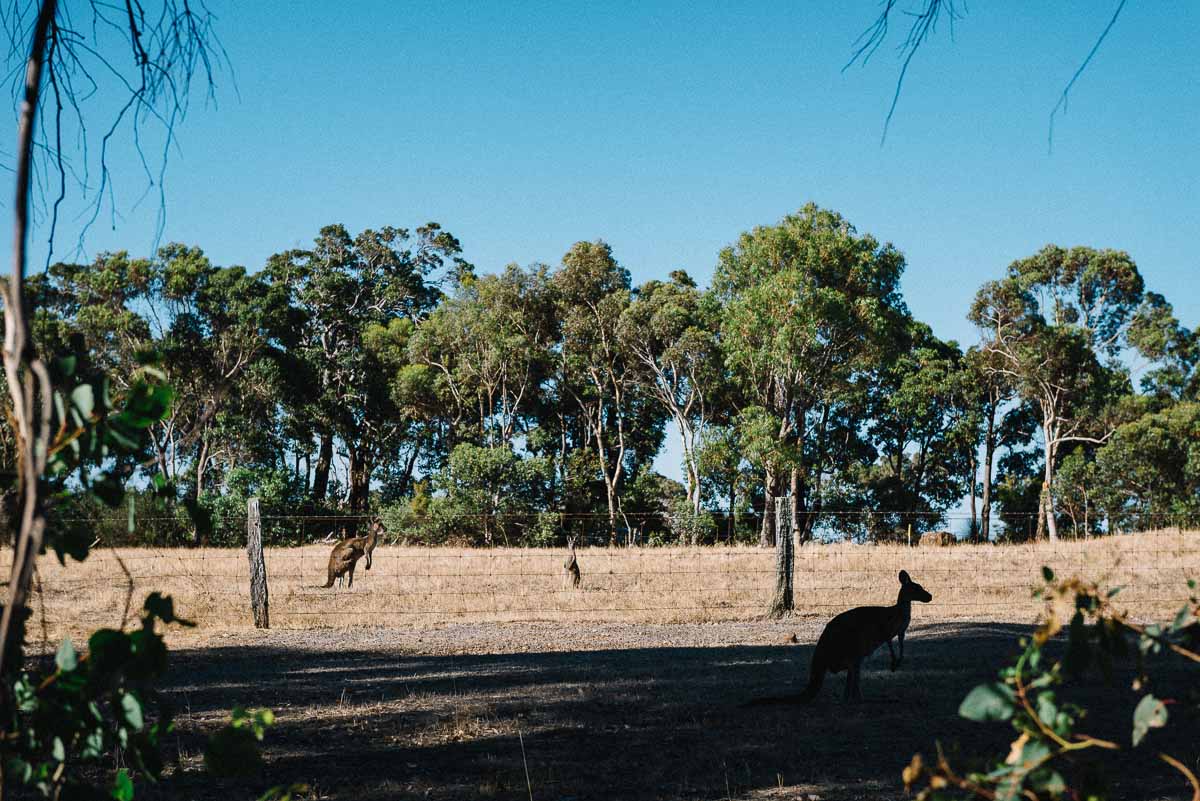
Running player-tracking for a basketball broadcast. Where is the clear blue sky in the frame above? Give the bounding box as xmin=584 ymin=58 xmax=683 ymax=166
xmin=13 ymin=0 xmax=1200 ymax=489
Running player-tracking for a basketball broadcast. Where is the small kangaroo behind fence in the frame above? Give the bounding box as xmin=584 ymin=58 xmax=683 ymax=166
xmin=744 ymin=569 xmax=932 ymax=706
xmin=321 ymin=519 xmax=384 ymax=589
xmin=563 ymin=536 xmax=581 ymax=589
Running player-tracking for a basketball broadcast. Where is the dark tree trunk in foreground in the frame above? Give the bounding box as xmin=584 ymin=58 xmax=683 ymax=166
xmin=312 ymin=431 xmax=333 ymax=503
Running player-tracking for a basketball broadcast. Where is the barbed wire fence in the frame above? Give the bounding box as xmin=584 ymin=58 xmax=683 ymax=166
xmin=20 ymin=499 xmax=1200 ymax=639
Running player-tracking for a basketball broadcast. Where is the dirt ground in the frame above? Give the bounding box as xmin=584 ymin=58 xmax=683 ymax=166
xmin=128 ymin=619 xmax=1199 ymax=801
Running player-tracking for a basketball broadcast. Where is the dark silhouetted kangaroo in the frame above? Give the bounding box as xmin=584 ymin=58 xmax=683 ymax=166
xmin=799 ymin=569 xmax=932 ymax=701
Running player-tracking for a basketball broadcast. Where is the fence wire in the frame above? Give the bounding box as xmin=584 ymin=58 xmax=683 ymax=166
xmin=20 ymin=519 xmax=1200 ymax=636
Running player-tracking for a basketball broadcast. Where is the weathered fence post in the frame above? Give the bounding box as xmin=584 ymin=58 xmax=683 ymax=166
xmin=246 ymin=497 xmax=269 ymax=629
xmin=767 ymin=496 xmax=794 ymax=619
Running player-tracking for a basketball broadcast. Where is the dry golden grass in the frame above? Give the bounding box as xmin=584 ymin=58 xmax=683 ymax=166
xmin=17 ymin=529 xmax=1199 ymax=645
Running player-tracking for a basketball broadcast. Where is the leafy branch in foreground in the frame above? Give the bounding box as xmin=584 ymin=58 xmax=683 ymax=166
xmin=903 ymin=568 xmax=1200 ymax=801
xmin=5 ymin=594 xmax=190 ymax=799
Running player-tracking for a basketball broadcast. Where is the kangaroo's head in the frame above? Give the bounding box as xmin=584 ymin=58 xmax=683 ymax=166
xmin=898 ymin=570 xmax=932 ymax=604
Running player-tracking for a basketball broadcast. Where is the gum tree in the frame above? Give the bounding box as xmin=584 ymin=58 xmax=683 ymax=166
xmin=969 ymin=245 xmax=1145 ymax=540
xmin=714 ymin=204 xmax=907 ymax=545
xmin=619 ymin=270 xmax=724 ymax=515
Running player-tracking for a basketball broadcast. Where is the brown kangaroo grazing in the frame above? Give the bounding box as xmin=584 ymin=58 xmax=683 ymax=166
xmin=322 ymin=519 xmax=384 ymax=589
xmin=798 ymin=570 xmax=932 ymax=702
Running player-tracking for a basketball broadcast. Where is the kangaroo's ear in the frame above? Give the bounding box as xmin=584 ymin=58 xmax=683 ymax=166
xmin=899 ymin=570 xmax=911 ymax=584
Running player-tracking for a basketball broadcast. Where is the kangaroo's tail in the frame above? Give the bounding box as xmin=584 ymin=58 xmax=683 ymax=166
xmin=798 ymin=649 xmax=827 ymax=702
xmin=741 ymin=648 xmax=827 ymax=708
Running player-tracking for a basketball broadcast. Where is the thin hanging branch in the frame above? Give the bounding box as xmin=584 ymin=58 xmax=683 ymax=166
xmin=0 ymin=0 xmax=225 ymax=692
xmin=1047 ymin=0 xmax=1127 ymax=152
xmin=849 ymin=1 xmax=1130 ymax=147
xmin=0 ymin=0 xmax=231 ymax=266
xmin=845 ymin=0 xmax=962 ymax=145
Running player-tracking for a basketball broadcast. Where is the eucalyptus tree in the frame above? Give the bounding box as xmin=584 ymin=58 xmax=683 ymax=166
xmin=964 ymin=345 xmax=1023 ymax=541
xmin=553 ymin=241 xmax=663 ymax=542
xmin=152 ymin=246 xmax=291 ymax=501
xmin=41 ymin=245 xmax=288 ymax=522
xmin=713 ymin=204 xmax=908 ymax=545
xmin=619 ymin=270 xmax=724 ymax=514
xmin=865 ymin=322 xmax=976 ymax=535
xmin=1093 ymin=402 xmax=1200 ymax=530
xmin=408 ymin=263 xmax=556 ymax=448
xmin=969 ymin=245 xmax=1146 ymax=539
xmin=265 ymin=223 xmax=470 ymax=514
xmin=1127 ymin=292 xmax=1199 ymax=404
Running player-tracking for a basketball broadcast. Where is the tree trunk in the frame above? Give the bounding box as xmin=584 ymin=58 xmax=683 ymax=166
xmin=759 ymin=466 xmax=776 ymax=547
xmin=790 ymin=467 xmax=801 ymax=536
xmin=980 ymin=407 xmax=995 ymax=542
xmin=967 ymin=447 xmax=977 ymax=541
xmin=312 ymin=431 xmax=333 ymax=503
xmin=727 ymin=483 xmax=737 ymax=544
xmin=0 ymin=0 xmax=59 ymax=685
xmin=1041 ymin=426 xmax=1058 ymax=541
xmin=347 ymin=448 xmax=372 ymax=516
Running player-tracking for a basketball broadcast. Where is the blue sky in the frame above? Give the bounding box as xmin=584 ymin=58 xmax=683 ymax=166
xmin=11 ymin=1 xmax=1200 ymax=494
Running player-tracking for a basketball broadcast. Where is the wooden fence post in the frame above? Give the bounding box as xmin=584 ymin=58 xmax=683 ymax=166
xmin=768 ymin=496 xmax=794 ymax=619
xmin=246 ymin=497 xmax=269 ymax=629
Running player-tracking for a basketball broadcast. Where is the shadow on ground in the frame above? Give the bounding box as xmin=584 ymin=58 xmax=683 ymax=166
xmin=149 ymin=622 xmax=1199 ymax=801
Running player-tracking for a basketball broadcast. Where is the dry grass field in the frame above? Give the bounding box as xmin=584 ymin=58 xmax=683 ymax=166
xmin=14 ymin=530 xmax=1200 ymax=800
xmin=20 ymin=529 xmax=1200 ymax=645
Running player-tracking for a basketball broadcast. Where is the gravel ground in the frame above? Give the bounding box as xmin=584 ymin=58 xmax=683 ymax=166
xmin=128 ymin=620 xmax=1200 ymax=801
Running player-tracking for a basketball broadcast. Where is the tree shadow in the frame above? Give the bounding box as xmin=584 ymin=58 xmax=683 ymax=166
xmin=148 ymin=622 xmax=1198 ymax=800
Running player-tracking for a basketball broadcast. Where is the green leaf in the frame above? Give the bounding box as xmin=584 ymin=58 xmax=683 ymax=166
xmin=6 ymin=757 xmax=32 ymax=784
xmin=121 ymin=692 xmax=145 ymax=731
xmin=1035 ymin=692 xmax=1058 ymax=727
xmin=1132 ymin=694 xmax=1168 ymax=746
xmin=959 ymin=682 xmax=1016 ymax=722
xmin=51 ymin=736 xmax=66 ymax=762
xmin=71 ymin=384 xmax=96 ymax=419
xmin=56 ymin=638 xmax=78 ymax=672
xmin=92 ymin=474 xmax=125 ymax=507
xmin=111 ymin=769 xmax=134 ymax=801
xmin=81 ymin=727 xmax=105 ymax=759
xmin=1170 ymin=604 xmax=1194 ymax=633
xmin=204 ymin=727 xmax=263 ymax=777
xmin=1041 ymin=566 xmax=1055 ymax=582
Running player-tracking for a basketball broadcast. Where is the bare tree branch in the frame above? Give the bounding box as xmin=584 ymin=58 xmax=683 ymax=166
xmin=1047 ymin=0 xmax=1127 ymax=152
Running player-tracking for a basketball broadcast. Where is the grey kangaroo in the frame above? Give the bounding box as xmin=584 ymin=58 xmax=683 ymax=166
xmin=321 ymin=519 xmax=384 ymax=589
xmin=800 ymin=569 xmax=933 ymax=702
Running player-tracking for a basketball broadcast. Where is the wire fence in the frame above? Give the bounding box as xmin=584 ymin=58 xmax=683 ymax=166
xmin=20 ymin=518 xmax=1200 ymax=641
xmin=45 ymin=505 xmax=1200 ymax=550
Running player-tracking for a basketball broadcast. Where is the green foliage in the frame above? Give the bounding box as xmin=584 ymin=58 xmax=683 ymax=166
xmin=1094 ymin=402 xmax=1200 ymax=529
xmin=3 ymin=594 xmax=192 ymax=799
xmin=664 ymin=497 xmax=717 ymax=545
xmin=19 ymin=209 xmax=1200 ymax=542
xmin=904 ymin=570 xmax=1200 ymax=800
xmin=204 ymin=706 xmax=275 ymax=777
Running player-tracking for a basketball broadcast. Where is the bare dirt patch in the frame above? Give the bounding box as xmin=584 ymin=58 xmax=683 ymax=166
xmin=134 ymin=620 xmax=1197 ymax=801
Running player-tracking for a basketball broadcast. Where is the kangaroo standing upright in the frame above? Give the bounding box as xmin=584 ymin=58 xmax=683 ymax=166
xmin=799 ymin=570 xmax=932 ymax=702
xmin=322 ymin=519 xmax=384 ymax=589
xmin=563 ymin=536 xmax=581 ymax=588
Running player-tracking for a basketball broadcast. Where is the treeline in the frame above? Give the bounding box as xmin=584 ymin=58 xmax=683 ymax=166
xmin=10 ymin=204 xmax=1198 ymax=547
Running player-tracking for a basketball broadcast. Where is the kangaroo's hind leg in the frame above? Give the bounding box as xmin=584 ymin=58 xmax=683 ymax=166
xmin=845 ymin=661 xmax=864 ymax=702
